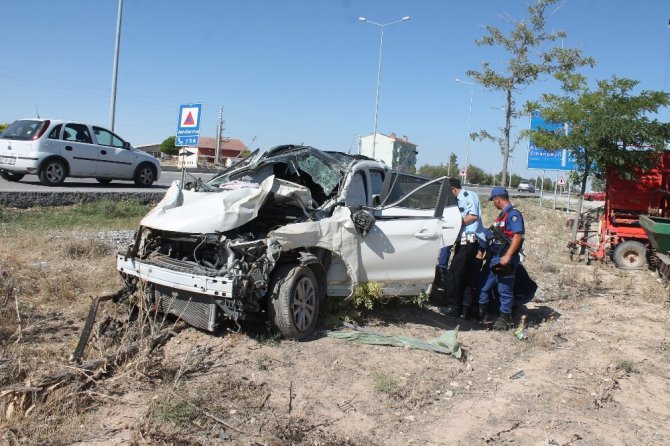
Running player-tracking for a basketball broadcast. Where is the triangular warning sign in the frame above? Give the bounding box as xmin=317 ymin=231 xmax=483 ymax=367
xmin=183 ymin=111 xmax=195 ymax=126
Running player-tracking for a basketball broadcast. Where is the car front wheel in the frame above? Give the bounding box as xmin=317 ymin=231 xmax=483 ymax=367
xmin=133 ymin=164 xmax=156 ymax=187
xmin=269 ymin=265 xmax=321 ymax=340
xmin=0 ymin=171 xmax=24 ymax=182
xmin=38 ymin=159 xmax=67 ymax=186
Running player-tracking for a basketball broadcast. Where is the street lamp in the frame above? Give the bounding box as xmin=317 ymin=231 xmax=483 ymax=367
xmin=109 ymin=0 xmax=123 ymax=131
xmin=359 ymin=15 xmax=410 ymax=159
xmin=454 ymin=78 xmax=474 ymax=184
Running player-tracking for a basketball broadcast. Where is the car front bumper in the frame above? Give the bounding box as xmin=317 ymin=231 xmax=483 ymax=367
xmin=116 ymin=254 xmax=234 ymax=298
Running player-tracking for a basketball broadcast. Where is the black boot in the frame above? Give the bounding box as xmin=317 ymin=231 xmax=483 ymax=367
xmin=478 ymin=304 xmax=488 ymax=323
xmin=492 ymin=313 xmax=512 ymax=331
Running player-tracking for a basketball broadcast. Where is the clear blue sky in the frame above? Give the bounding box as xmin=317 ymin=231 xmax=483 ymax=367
xmin=2 ymin=0 xmax=669 ymax=179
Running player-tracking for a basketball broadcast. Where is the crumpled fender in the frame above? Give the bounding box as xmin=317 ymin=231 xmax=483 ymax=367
xmin=270 ymin=206 xmax=361 ymax=295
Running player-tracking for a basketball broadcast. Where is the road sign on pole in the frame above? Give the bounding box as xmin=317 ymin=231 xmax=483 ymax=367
xmin=176 ymin=103 xmax=202 ymax=147
xmin=177 ymin=148 xmax=198 ymax=169
xmin=558 ymin=175 xmax=567 ymax=186
xmin=460 ymin=168 xmax=467 ymax=177
xmin=527 ymin=112 xmax=576 ymax=171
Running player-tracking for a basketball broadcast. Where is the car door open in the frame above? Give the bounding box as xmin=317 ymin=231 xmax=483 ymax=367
xmin=357 ymin=174 xmax=461 ymax=295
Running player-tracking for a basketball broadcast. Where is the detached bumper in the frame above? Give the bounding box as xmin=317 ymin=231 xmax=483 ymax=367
xmin=116 ymin=255 xmax=234 ymax=298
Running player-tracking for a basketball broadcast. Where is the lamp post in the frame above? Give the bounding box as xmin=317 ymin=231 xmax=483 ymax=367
xmin=109 ymin=0 xmax=123 ymax=131
xmin=454 ymin=78 xmax=474 ymax=184
xmin=359 ymin=15 xmax=410 ymax=159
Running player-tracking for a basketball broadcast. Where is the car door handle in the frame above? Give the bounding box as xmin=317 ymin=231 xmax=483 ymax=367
xmin=65 ymin=146 xmax=73 ymax=151
xmin=413 ymin=231 xmax=440 ymax=240
xmin=100 ymin=150 xmax=107 ymax=155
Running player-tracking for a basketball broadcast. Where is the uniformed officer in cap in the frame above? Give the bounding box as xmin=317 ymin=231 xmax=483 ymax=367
xmin=478 ymin=186 xmax=525 ymax=330
xmin=443 ymin=178 xmax=486 ymax=318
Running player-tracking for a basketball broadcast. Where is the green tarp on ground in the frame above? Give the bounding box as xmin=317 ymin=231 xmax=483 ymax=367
xmin=326 ymin=328 xmax=462 ymax=359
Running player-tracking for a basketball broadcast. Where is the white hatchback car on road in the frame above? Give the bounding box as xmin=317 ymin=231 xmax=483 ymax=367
xmin=0 ymin=119 xmax=161 ymax=186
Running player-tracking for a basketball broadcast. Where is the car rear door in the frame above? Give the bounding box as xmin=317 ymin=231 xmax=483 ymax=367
xmin=58 ymin=123 xmax=98 ymax=175
xmin=357 ymin=174 xmax=461 ymax=295
xmin=91 ymin=126 xmax=135 ymax=178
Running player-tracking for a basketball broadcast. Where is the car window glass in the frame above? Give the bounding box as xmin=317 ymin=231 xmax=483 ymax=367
xmin=387 ymin=173 xmax=441 ymax=209
xmin=345 ymin=172 xmax=367 ymax=206
xmin=295 ymin=152 xmax=341 ymax=196
xmin=48 ymin=124 xmax=62 ymax=139
xmin=63 ymin=124 xmax=92 ymax=144
xmin=1 ymin=120 xmax=44 ymax=140
xmin=92 ymin=126 xmax=124 ymax=148
xmin=369 ymin=170 xmax=385 ymax=196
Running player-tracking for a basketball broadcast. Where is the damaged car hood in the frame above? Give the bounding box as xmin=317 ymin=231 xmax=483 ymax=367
xmin=140 ymin=175 xmax=312 ymax=233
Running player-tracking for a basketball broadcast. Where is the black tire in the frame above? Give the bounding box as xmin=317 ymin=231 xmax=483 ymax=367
xmin=613 ymin=240 xmax=648 ymax=270
xmin=268 ymin=265 xmax=321 ymax=340
xmin=0 ymin=171 xmax=24 ymax=182
xmin=96 ymin=178 xmax=112 ymax=184
xmin=133 ymin=163 xmax=156 ymax=187
xmin=38 ymin=159 xmax=67 ymax=186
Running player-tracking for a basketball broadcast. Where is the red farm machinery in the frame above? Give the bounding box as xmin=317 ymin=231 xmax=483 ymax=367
xmin=571 ymin=151 xmax=670 ymax=271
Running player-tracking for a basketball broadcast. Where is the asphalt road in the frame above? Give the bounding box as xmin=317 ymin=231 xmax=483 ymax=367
xmin=0 ymin=170 xmax=218 ymax=193
xmin=0 ymin=172 xmax=554 ymax=204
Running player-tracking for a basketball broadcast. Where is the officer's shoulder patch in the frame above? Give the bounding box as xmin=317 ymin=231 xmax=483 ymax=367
xmin=511 ymin=215 xmax=518 ymax=223
xmin=463 ymin=191 xmax=469 ymax=197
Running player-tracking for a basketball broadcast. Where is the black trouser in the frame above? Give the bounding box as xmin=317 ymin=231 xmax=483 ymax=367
xmin=445 ymin=241 xmax=480 ymax=310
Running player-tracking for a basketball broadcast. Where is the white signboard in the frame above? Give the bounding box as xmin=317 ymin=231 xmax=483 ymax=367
xmin=177 ymin=147 xmax=198 ymax=169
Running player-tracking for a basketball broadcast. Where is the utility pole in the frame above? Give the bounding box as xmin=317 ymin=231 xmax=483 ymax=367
xmin=215 ymin=107 xmax=224 ymax=165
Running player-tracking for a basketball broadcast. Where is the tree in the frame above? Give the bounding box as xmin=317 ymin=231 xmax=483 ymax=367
xmin=529 ymin=75 xmax=670 ymax=240
xmin=466 ymin=165 xmax=490 ymax=185
xmin=590 ymin=175 xmax=605 ymax=192
xmin=447 ymin=152 xmax=459 ymax=177
xmin=466 ymin=0 xmax=594 ymax=186
xmin=417 ymin=163 xmax=449 ymax=179
xmin=0 ymin=123 xmax=9 ymax=133
xmin=160 ymin=136 xmax=178 ymax=156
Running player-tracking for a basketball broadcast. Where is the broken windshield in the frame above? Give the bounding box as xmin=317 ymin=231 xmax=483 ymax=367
xmin=207 ymin=146 xmax=344 ymax=198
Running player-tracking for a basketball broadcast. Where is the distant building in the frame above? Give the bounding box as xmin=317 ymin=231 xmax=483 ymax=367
xmin=135 ymin=137 xmax=248 ymax=165
xmin=359 ymin=133 xmax=418 ymax=172
xmin=134 ymin=143 xmax=163 ymax=158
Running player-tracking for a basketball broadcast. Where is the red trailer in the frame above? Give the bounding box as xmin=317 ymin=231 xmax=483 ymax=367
xmin=571 ymin=151 xmax=670 ymax=269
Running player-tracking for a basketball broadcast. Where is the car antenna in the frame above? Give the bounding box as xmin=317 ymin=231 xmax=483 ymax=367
xmin=34 ymin=104 xmax=40 ymax=118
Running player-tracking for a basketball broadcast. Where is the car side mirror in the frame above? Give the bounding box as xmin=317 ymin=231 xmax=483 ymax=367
xmin=123 ymin=141 xmax=131 ymax=150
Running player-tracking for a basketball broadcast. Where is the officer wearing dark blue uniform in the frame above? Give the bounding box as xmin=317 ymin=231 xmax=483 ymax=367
xmin=478 ymin=187 xmax=525 ymax=330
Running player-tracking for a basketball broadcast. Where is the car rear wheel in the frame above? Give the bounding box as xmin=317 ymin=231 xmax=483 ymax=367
xmin=613 ymin=240 xmax=648 ymax=270
xmin=38 ymin=159 xmax=67 ymax=186
xmin=269 ymin=265 xmax=320 ymax=340
xmin=96 ymin=178 xmax=113 ymax=184
xmin=133 ymin=163 xmax=155 ymax=187
xmin=0 ymin=171 xmax=24 ymax=182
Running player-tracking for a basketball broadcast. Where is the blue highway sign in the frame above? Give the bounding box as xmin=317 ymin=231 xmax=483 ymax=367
xmin=176 ymin=103 xmax=202 ymax=147
xmin=527 ymin=112 xmax=576 ymax=171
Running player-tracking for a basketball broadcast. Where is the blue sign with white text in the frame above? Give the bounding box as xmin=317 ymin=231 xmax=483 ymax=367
xmin=527 ymin=113 xmax=575 ymax=171
xmin=176 ymin=103 xmax=202 ymax=147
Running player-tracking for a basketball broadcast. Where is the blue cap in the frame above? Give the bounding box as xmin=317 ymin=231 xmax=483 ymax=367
xmin=489 ymin=186 xmax=509 ymax=201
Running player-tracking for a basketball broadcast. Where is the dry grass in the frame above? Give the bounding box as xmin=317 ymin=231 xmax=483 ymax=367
xmin=1 ymin=197 xmax=669 ymax=445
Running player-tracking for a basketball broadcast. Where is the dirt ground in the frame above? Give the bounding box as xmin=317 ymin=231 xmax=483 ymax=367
xmin=1 ymin=200 xmax=669 ymax=445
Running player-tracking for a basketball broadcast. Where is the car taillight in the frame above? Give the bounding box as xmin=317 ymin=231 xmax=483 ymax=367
xmin=32 ymin=120 xmax=51 ymax=140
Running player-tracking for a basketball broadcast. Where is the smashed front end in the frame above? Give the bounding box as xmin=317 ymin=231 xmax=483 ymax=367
xmin=117 ymin=146 xmax=348 ymax=331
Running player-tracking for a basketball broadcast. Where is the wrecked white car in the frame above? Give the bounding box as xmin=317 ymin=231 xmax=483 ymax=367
xmin=117 ymin=145 xmax=462 ymax=339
